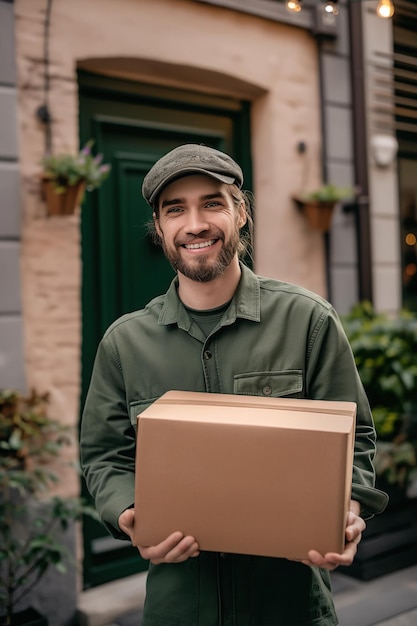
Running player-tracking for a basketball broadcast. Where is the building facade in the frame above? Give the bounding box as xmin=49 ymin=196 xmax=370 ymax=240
xmin=1 ymin=0 xmax=416 ymax=623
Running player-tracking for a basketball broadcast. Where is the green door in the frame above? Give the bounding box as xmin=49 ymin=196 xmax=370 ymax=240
xmin=79 ymin=71 xmax=252 ymax=588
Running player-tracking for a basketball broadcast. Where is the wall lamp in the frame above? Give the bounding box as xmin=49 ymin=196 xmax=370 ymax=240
xmin=286 ymin=0 xmax=395 ymax=19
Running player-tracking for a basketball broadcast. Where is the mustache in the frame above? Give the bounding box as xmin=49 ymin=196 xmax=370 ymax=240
xmin=175 ymin=228 xmax=224 ymax=247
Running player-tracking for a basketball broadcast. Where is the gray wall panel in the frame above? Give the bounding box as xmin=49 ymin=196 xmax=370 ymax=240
xmin=322 ymin=54 xmax=351 ymax=105
xmin=0 ymin=88 xmax=18 ymax=159
xmin=0 ymin=0 xmax=25 ymax=391
xmin=0 ymin=165 xmax=21 ymax=236
xmin=0 ymin=317 xmax=25 ymax=390
xmin=0 ymin=242 xmax=22 ymax=312
xmin=0 ymin=2 xmax=16 ymax=84
xmin=330 ymin=211 xmax=358 ymax=265
xmin=329 ymin=267 xmax=358 ymax=315
xmin=325 ymin=105 xmax=354 ymax=163
xmin=326 ymin=161 xmax=354 ymax=188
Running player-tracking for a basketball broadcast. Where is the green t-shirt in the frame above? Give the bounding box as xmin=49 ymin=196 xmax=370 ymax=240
xmin=185 ymin=301 xmax=231 ymax=337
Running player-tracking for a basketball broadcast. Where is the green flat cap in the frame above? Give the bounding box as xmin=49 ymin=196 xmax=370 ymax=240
xmin=142 ymin=144 xmax=244 ymax=205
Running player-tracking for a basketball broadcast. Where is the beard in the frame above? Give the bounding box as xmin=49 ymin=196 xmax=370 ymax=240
xmin=161 ymin=226 xmax=240 ymax=283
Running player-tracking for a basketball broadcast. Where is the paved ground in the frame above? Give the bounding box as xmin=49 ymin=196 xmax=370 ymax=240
xmin=105 ymin=563 xmax=417 ymax=626
xmin=332 ymin=563 xmax=417 ymax=626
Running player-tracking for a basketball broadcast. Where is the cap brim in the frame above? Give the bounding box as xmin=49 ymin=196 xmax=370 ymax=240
xmin=149 ymin=168 xmax=236 ymax=204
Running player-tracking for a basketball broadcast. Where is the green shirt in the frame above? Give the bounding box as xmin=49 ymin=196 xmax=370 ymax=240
xmin=81 ymin=263 xmax=388 ymax=626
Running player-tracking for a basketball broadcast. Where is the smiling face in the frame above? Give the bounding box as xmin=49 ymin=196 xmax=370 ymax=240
xmin=154 ymin=174 xmax=246 ymax=283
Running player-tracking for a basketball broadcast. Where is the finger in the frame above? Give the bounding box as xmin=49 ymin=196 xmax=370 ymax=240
xmin=162 ymin=536 xmax=200 ymax=564
xmin=140 ymin=533 xmax=200 ymax=564
xmin=119 ymin=508 xmax=135 ymax=526
xmin=344 ymin=517 xmax=365 ymax=546
xmin=190 ymin=550 xmax=200 ymax=558
xmin=346 ymin=524 xmax=363 ymax=543
xmin=325 ymin=541 xmax=360 ymax=567
xmin=138 ymin=531 xmax=184 ymax=561
xmin=156 ymin=530 xmax=186 ymax=554
xmin=118 ymin=509 xmax=135 ymax=539
xmin=302 ymin=550 xmax=340 ymax=570
xmin=347 ymin=511 xmax=366 ymax=529
xmin=346 ymin=511 xmax=366 ymax=534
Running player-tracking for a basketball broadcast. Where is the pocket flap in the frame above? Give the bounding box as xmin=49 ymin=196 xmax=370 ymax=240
xmin=233 ymin=370 xmax=303 ymax=397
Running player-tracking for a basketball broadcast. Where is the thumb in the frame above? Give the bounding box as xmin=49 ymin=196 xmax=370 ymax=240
xmin=118 ymin=507 xmax=135 ymax=539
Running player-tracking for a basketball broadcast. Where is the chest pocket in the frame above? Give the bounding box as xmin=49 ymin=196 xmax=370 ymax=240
xmin=233 ymin=370 xmax=303 ymax=398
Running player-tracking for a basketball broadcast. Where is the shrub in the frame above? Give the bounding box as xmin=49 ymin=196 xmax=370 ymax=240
xmin=342 ymin=302 xmax=417 ymax=493
xmin=0 ymin=389 xmax=97 ymax=625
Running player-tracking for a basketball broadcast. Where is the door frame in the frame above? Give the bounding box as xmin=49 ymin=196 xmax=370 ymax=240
xmin=78 ymin=70 xmax=252 ymax=588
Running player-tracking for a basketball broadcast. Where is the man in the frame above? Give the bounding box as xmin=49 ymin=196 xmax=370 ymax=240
xmin=80 ymin=144 xmax=388 ymax=626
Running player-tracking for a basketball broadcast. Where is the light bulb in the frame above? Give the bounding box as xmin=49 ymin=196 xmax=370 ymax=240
xmin=376 ymin=0 xmax=395 ymax=19
xmin=323 ymin=0 xmax=339 ymax=16
xmin=286 ymin=0 xmax=303 ymax=12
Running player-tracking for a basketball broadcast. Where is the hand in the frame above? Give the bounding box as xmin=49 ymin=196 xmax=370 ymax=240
xmin=301 ymin=500 xmax=365 ymax=570
xmin=118 ymin=509 xmax=200 ymax=564
xmin=137 ymin=531 xmax=200 ymax=565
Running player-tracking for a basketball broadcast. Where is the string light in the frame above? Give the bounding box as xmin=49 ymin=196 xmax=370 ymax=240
xmin=283 ymin=1 xmax=395 ymax=20
xmin=286 ymin=0 xmax=303 ymax=12
xmin=405 ymin=233 xmax=417 ymax=247
xmin=322 ymin=0 xmax=339 ymax=16
xmin=376 ymin=0 xmax=395 ymax=18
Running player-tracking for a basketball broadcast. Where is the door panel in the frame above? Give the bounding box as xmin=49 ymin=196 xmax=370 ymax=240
xmin=79 ymin=72 xmax=251 ymax=588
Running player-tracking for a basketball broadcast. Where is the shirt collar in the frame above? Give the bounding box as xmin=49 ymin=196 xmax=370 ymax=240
xmin=158 ymin=262 xmax=261 ymax=328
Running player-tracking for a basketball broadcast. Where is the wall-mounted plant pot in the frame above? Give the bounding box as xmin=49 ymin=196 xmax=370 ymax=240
xmin=41 ymin=177 xmax=86 ymax=217
xmin=293 ymin=196 xmax=337 ymax=233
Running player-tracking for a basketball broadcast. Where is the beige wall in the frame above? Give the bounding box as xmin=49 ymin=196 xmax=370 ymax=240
xmin=14 ymin=0 xmax=324 ymax=495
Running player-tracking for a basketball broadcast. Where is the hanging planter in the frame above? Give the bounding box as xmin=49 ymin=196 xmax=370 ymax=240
xmin=40 ymin=141 xmax=111 ymax=217
xmin=293 ymin=184 xmax=354 ymax=233
xmin=293 ymin=197 xmax=337 ymax=233
xmin=41 ymin=177 xmax=86 ymax=216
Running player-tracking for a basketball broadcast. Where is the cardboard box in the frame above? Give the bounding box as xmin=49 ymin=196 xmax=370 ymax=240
xmin=133 ymin=390 xmax=356 ymax=560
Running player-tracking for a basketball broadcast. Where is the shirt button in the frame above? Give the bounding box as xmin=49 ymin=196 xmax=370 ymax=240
xmin=203 ymin=350 xmax=212 ymax=360
xmin=263 ymin=385 xmax=272 ymax=396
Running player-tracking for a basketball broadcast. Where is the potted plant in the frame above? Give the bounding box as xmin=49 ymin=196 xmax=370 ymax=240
xmin=0 ymin=389 xmax=97 ymax=625
xmin=41 ymin=141 xmax=111 ymax=216
xmin=342 ymin=301 xmax=417 ymax=499
xmin=293 ymin=184 xmax=354 ymax=232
